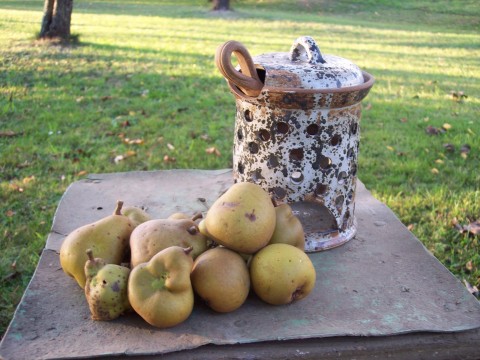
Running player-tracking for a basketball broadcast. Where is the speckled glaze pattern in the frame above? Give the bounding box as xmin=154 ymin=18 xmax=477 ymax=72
xmin=230 ymin=73 xmax=374 ymax=252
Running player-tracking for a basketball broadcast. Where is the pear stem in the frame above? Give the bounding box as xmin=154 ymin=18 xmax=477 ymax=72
xmin=114 ymin=200 xmax=124 ymax=215
xmin=271 ymin=197 xmax=279 ymax=207
xmin=86 ymin=248 xmax=95 ymax=261
xmin=187 ymin=225 xmax=199 ymax=235
xmin=191 ymin=212 xmax=203 ymax=222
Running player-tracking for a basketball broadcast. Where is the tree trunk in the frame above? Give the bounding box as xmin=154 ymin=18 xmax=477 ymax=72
xmin=39 ymin=0 xmax=73 ymax=39
xmin=212 ymin=0 xmax=230 ymax=11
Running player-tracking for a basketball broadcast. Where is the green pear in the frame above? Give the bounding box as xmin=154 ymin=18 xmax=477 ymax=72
xmin=203 ymin=182 xmax=276 ymax=254
xmin=128 ymin=246 xmax=194 ymax=328
xmin=191 ymin=247 xmax=250 ymax=313
xmin=121 ymin=206 xmax=152 ymax=227
xmin=269 ymin=204 xmax=305 ymax=250
xmin=250 ymin=243 xmax=316 ymax=305
xmin=60 ymin=201 xmax=134 ymax=288
xmin=84 ymin=249 xmax=131 ymax=321
xmin=130 ymin=218 xmax=208 ymax=268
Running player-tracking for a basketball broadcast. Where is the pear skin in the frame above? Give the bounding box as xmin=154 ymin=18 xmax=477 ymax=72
xmin=269 ymin=204 xmax=305 ymax=250
xmin=130 ymin=218 xmax=208 ymax=267
xmin=60 ymin=201 xmax=134 ymax=288
xmin=203 ymin=182 xmax=276 ymax=254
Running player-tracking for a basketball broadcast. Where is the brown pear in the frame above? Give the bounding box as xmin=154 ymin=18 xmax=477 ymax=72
xmin=130 ymin=218 xmax=208 ymax=267
xmin=191 ymin=247 xmax=250 ymax=313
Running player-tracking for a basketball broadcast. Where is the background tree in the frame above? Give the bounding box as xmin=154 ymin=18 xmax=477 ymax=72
xmin=39 ymin=0 xmax=74 ymax=40
xmin=211 ymin=0 xmax=230 ymax=11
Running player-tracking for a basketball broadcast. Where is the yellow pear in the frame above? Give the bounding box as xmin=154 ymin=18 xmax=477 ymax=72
xmin=203 ymin=182 xmax=276 ymax=254
xmin=191 ymin=247 xmax=250 ymax=313
xmin=269 ymin=204 xmax=305 ymax=250
xmin=250 ymin=243 xmax=316 ymax=305
xmin=130 ymin=218 xmax=208 ymax=267
xmin=60 ymin=201 xmax=134 ymax=288
xmin=128 ymin=246 xmax=194 ymax=328
xmin=121 ymin=206 xmax=151 ymax=227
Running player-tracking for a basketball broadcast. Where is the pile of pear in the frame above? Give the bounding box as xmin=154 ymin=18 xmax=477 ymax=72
xmin=59 ymin=182 xmax=316 ymax=329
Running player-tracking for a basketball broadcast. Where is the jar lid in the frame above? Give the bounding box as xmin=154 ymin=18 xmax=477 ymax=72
xmin=253 ymin=36 xmax=364 ymax=90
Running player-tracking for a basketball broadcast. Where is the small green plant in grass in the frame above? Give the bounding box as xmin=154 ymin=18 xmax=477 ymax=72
xmin=0 ymin=0 xmax=479 ymax=339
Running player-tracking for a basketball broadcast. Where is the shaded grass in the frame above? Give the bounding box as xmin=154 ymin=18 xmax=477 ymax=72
xmin=1 ymin=0 xmax=479 ymax=338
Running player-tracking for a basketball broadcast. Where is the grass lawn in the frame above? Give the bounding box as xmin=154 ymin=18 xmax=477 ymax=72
xmin=1 ymin=0 xmax=479 ymax=338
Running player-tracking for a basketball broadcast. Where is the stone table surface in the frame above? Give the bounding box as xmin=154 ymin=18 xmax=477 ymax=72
xmin=1 ymin=169 xmax=480 ymax=360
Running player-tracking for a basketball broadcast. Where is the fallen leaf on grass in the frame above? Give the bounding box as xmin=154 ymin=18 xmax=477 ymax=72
xmin=425 ymin=125 xmax=444 ymax=135
xmin=443 ymin=143 xmax=455 ymax=152
xmin=460 ymin=144 xmax=471 ymax=159
xmin=9 ymin=183 xmax=24 ymax=192
xmin=463 ymin=279 xmax=479 ymax=297
xmin=450 ymin=90 xmax=468 ymax=102
xmin=465 ymin=220 xmax=480 ymax=236
xmin=386 ymin=146 xmax=395 ymax=152
xmin=167 ymin=143 xmax=175 ymax=151
xmin=101 ymin=95 xmax=113 ymax=101
xmin=431 ymin=168 xmax=439 ymax=175
xmin=206 ymin=147 xmax=221 ymax=156
xmin=21 ymin=175 xmax=35 ymax=184
xmin=5 ymin=210 xmax=15 ymax=217
xmin=407 ymin=224 xmax=414 ymax=231
xmin=114 ymin=151 xmax=136 ymax=164
xmin=76 ymin=170 xmax=88 ymax=177
xmin=452 ymin=218 xmax=480 ymax=236
xmin=163 ymin=155 xmax=176 ymax=163
xmin=123 ymin=138 xmax=144 ymax=145
xmin=435 ymin=159 xmax=444 ymax=164
xmin=466 ymin=260 xmax=474 ymax=272
xmin=400 ymin=117 xmax=408 ymax=123
xmin=0 ymin=130 xmax=22 ymax=137
xmin=442 ymin=123 xmax=452 ymax=131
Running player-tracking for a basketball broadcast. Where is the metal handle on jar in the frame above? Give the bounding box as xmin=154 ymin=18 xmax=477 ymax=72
xmin=215 ymin=40 xmax=264 ymax=97
xmin=289 ymin=36 xmax=326 ymax=65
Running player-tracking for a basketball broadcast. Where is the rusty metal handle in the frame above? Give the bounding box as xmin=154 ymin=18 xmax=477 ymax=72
xmin=289 ymin=36 xmax=326 ymax=65
xmin=215 ymin=40 xmax=264 ymax=97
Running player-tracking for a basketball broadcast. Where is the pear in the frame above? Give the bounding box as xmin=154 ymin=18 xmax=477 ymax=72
xmin=269 ymin=204 xmax=305 ymax=250
xmin=130 ymin=218 xmax=208 ymax=268
xmin=60 ymin=201 xmax=134 ymax=288
xmin=121 ymin=206 xmax=151 ymax=227
xmin=191 ymin=247 xmax=250 ymax=313
xmin=84 ymin=249 xmax=131 ymax=321
xmin=169 ymin=212 xmax=203 ymax=223
xmin=128 ymin=246 xmax=194 ymax=328
xmin=250 ymin=243 xmax=316 ymax=305
xmin=203 ymin=182 xmax=276 ymax=254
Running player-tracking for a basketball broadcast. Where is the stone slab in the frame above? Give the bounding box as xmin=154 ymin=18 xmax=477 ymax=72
xmin=1 ymin=169 xmax=480 ymax=360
